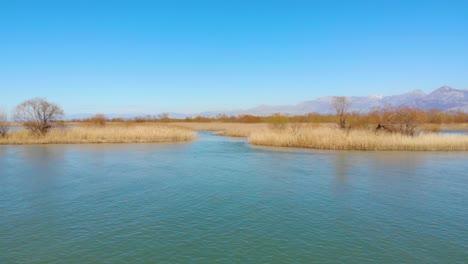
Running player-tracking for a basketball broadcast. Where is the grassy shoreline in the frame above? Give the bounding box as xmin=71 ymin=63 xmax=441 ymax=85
xmin=249 ymin=127 xmax=468 ymax=151
xmin=175 ymin=122 xmax=468 ymax=151
xmin=2 ymin=122 xmax=468 ymax=150
xmin=0 ymin=125 xmax=195 ymax=145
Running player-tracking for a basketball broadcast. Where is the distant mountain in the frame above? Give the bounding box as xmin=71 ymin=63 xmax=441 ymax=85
xmin=415 ymin=86 xmax=468 ymax=111
xmin=200 ymin=86 xmax=468 ymax=116
xmin=65 ymin=86 xmax=468 ymax=120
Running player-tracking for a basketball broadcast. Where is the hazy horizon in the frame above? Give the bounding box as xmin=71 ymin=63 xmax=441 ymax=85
xmin=64 ymin=85 xmax=468 ymax=116
xmin=1 ymin=1 xmax=468 ymax=115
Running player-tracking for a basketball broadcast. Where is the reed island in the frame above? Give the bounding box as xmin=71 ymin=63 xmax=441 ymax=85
xmin=0 ymin=98 xmax=195 ymax=144
xmin=1 ymin=97 xmax=467 ymax=150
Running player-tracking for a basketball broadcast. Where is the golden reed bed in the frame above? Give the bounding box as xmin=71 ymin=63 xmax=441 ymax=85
xmin=3 ymin=122 xmax=468 ymax=150
xmin=0 ymin=125 xmax=195 ymax=145
xmin=174 ymin=122 xmax=468 ymax=151
xmin=249 ymin=126 xmax=468 ymax=151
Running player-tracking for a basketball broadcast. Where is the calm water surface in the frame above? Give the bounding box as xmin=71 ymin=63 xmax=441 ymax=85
xmin=1 ymin=132 xmax=467 ymax=263
xmin=440 ymin=130 xmax=468 ymax=135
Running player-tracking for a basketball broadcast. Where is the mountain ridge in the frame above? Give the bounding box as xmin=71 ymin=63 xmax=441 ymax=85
xmin=65 ymin=86 xmax=468 ymax=119
xmin=198 ymin=86 xmax=468 ymax=117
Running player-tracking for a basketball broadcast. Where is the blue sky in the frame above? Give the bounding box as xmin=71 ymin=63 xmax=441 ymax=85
xmin=1 ymin=0 xmax=468 ymax=114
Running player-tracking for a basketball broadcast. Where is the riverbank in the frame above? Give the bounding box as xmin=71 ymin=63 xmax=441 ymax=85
xmin=173 ymin=122 xmax=468 ymax=151
xmin=3 ymin=122 xmax=468 ymax=150
xmin=0 ymin=125 xmax=195 ymax=144
xmin=249 ymin=126 xmax=468 ymax=151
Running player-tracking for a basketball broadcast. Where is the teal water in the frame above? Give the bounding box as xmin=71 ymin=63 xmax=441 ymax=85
xmin=1 ymin=132 xmax=467 ymax=263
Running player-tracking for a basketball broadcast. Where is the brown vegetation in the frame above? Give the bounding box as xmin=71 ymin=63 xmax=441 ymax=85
xmin=369 ymin=106 xmax=424 ymax=136
xmin=0 ymin=125 xmax=195 ymax=145
xmin=332 ymin=96 xmax=352 ymax=129
xmin=14 ymin=98 xmax=64 ymax=135
xmin=249 ymin=126 xmax=468 ymax=151
xmin=81 ymin=110 xmax=468 ymax=132
xmin=169 ymin=122 xmax=468 ymax=151
xmin=267 ymin=113 xmax=289 ymax=130
xmin=4 ymin=95 xmax=467 ymax=149
xmin=84 ymin=114 xmax=107 ymax=127
xmin=0 ymin=110 xmax=8 ymax=138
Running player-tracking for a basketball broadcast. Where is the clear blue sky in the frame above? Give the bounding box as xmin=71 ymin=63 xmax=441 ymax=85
xmin=1 ymin=0 xmax=467 ymax=115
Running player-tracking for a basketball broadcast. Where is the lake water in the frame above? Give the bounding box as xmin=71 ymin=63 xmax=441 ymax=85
xmin=440 ymin=130 xmax=468 ymax=135
xmin=1 ymin=132 xmax=467 ymax=263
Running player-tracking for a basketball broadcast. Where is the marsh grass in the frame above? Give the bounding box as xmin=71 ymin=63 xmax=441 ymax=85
xmin=172 ymin=122 xmax=468 ymax=151
xmin=249 ymin=126 xmax=468 ymax=151
xmin=7 ymin=121 xmax=466 ymax=150
xmin=0 ymin=125 xmax=195 ymax=145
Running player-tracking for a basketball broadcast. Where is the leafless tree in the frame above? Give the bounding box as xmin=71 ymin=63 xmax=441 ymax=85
xmin=332 ymin=96 xmax=352 ymax=129
xmin=371 ymin=105 xmax=422 ymax=136
xmin=0 ymin=109 xmax=9 ymax=138
xmin=394 ymin=107 xmax=421 ymax=136
xmin=14 ymin=98 xmax=64 ymax=135
xmin=158 ymin=113 xmax=170 ymax=122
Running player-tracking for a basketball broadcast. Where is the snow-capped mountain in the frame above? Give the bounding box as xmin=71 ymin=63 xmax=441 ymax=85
xmin=200 ymin=86 xmax=467 ymax=116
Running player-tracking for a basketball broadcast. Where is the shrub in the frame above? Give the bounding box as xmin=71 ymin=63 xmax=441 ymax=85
xmin=0 ymin=109 xmax=9 ymax=138
xmin=267 ymin=113 xmax=289 ymax=130
xmin=86 ymin=114 xmax=106 ymax=127
xmin=14 ymin=98 xmax=64 ymax=135
xmin=158 ymin=113 xmax=170 ymax=122
xmin=371 ymin=106 xmax=424 ymax=136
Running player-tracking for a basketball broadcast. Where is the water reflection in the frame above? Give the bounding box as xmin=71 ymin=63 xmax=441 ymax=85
xmin=0 ymin=146 xmax=8 ymax=158
xmin=16 ymin=146 xmax=67 ymax=192
xmin=334 ymin=154 xmax=350 ymax=183
xmin=1 ymin=132 xmax=467 ymax=263
xmin=21 ymin=146 xmax=65 ymax=167
xmin=370 ymin=152 xmax=427 ymax=171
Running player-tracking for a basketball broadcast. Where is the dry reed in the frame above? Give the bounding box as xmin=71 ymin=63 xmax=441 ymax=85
xmin=249 ymin=126 xmax=468 ymax=151
xmin=0 ymin=125 xmax=195 ymax=145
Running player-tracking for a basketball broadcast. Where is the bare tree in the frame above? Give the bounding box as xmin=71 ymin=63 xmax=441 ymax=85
xmin=0 ymin=109 xmax=9 ymax=138
xmin=371 ymin=105 xmax=422 ymax=136
xmin=158 ymin=113 xmax=170 ymax=122
xmin=332 ymin=96 xmax=352 ymax=129
xmin=394 ymin=107 xmax=422 ymax=136
xmin=371 ymin=104 xmax=398 ymax=132
xmin=14 ymin=98 xmax=64 ymax=135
